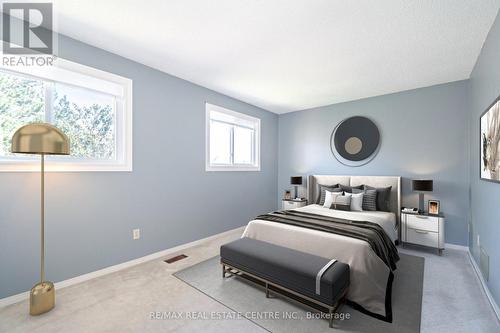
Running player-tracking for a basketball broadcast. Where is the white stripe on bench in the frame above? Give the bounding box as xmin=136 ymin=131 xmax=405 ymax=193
xmin=316 ymin=259 xmax=337 ymax=295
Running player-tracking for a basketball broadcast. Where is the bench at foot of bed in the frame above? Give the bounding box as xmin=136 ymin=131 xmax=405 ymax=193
xmin=220 ymin=237 xmax=350 ymax=328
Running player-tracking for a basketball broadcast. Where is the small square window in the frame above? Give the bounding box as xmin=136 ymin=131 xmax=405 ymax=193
xmin=206 ymin=103 xmax=260 ymax=171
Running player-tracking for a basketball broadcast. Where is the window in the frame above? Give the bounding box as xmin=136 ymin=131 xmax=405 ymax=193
xmin=206 ymin=103 xmax=260 ymax=171
xmin=0 ymin=58 xmax=132 ymax=171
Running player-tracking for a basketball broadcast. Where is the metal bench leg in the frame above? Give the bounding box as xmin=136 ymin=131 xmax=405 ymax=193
xmin=265 ymin=282 xmax=270 ymax=298
xmin=222 ymin=264 xmax=226 ymax=278
xmin=329 ymin=288 xmax=348 ymax=328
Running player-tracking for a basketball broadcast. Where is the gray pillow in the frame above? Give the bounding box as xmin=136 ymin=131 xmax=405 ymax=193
xmin=316 ymin=184 xmax=341 ymax=205
xmin=339 ymin=184 xmax=364 ymax=193
xmin=352 ymin=188 xmax=377 ymax=211
xmin=364 ymin=185 xmax=392 ymax=212
xmin=330 ymin=193 xmax=351 ymax=211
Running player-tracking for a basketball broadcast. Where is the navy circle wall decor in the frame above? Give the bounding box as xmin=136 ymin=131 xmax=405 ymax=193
xmin=330 ymin=116 xmax=380 ymax=166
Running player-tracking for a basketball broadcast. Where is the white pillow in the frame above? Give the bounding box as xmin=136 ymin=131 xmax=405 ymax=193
xmin=323 ymin=190 xmax=342 ymax=208
xmin=350 ymin=192 xmax=364 ymax=211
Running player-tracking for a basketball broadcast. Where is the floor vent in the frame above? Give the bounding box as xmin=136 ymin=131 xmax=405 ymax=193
xmin=480 ymin=247 xmax=489 ymax=281
xmin=164 ymin=254 xmax=188 ymax=264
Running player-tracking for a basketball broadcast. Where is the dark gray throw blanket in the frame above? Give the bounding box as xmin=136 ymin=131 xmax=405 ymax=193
xmin=255 ymin=210 xmax=399 ymax=271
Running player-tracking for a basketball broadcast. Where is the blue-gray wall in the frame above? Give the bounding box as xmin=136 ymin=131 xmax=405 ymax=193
xmin=278 ymin=81 xmax=470 ymax=246
xmin=0 ymin=34 xmax=278 ymax=298
xmin=469 ymin=11 xmax=500 ymax=306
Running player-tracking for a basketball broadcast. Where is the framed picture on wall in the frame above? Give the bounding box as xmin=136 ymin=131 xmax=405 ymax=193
xmin=481 ymin=94 xmax=500 ymax=183
xmin=428 ymin=200 xmax=440 ymax=215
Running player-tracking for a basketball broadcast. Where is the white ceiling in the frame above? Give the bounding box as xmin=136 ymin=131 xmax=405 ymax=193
xmin=50 ymin=0 xmax=499 ymax=113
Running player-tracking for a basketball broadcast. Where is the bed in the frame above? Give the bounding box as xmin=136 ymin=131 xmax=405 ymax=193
xmin=241 ymin=175 xmax=401 ymax=322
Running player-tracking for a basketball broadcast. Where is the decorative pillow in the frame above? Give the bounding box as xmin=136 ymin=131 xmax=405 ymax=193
xmin=323 ymin=190 xmax=343 ymax=208
xmin=316 ymin=184 xmax=341 ymax=205
xmin=339 ymin=184 xmax=364 ymax=193
xmin=330 ymin=193 xmax=352 ymax=211
xmin=364 ymin=185 xmax=392 ymax=211
xmin=350 ymin=192 xmax=364 ymax=211
xmin=362 ymin=189 xmax=377 ymax=211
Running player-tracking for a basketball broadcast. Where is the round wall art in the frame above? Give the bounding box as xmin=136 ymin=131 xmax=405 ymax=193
xmin=330 ymin=116 xmax=380 ymax=166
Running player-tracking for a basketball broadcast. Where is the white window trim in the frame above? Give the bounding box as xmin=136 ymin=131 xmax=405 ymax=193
xmin=205 ymin=103 xmax=260 ymax=172
xmin=0 ymin=58 xmax=133 ymax=172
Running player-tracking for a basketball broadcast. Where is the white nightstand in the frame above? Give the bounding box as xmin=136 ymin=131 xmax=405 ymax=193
xmin=282 ymin=199 xmax=308 ymax=210
xmin=401 ymin=212 xmax=445 ymax=255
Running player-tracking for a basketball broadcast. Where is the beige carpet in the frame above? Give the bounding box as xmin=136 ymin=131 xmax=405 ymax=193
xmin=1 ymin=226 xmax=498 ymax=333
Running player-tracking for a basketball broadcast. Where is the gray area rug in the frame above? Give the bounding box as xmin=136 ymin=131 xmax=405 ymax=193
xmin=174 ymin=254 xmax=424 ymax=333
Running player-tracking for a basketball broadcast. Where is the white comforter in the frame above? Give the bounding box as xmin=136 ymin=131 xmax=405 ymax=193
xmin=241 ymin=204 xmax=397 ymax=319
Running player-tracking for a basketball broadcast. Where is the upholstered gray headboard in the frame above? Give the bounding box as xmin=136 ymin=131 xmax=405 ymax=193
xmin=307 ymin=175 xmax=402 ymax=230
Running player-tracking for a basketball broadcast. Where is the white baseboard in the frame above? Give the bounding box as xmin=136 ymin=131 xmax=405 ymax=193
xmin=0 ymin=290 xmax=29 ymax=308
xmin=445 ymin=243 xmax=469 ymax=251
xmin=467 ymin=249 xmax=500 ymax=322
xmin=0 ymin=226 xmax=244 ymax=308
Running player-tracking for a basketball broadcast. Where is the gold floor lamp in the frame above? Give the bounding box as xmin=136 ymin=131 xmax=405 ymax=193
xmin=11 ymin=123 xmax=70 ymax=315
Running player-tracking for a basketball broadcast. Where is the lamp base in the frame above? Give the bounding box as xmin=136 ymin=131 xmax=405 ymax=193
xmin=418 ymin=193 xmax=425 ymax=214
xmin=30 ymin=281 xmax=55 ymax=315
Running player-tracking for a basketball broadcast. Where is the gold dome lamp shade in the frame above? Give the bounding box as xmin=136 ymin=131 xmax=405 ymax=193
xmin=11 ymin=123 xmax=70 ymax=155
xmin=11 ymin=123 xmax=70 ymax=315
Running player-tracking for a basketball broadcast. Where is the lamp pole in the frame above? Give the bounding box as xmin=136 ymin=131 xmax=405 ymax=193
xmin=40 ymin=153 xmax=45 ymax=284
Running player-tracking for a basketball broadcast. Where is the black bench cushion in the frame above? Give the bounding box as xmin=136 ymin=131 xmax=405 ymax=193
xmin=220 ymin=237 xmax=349 ymax=306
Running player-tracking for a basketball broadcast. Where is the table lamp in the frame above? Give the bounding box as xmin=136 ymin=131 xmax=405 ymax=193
xmin=412 ymin=179 xmax=433 ymax=214
xmin=290 ymin=176 xmax=303 ymax=199
xmin=11 ymin=123 xmax=70 ymax=315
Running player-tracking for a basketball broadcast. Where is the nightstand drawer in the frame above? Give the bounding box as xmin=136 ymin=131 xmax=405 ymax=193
xmin=407 ymin=227 xmax=438 ymax=248
xmin=282 ymin=200 xmax=307 ymax=210
xmin=406 ymin=215 xmax=439 ymax=232
xmin=283 ymin=201 xmax=298 ymax=209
